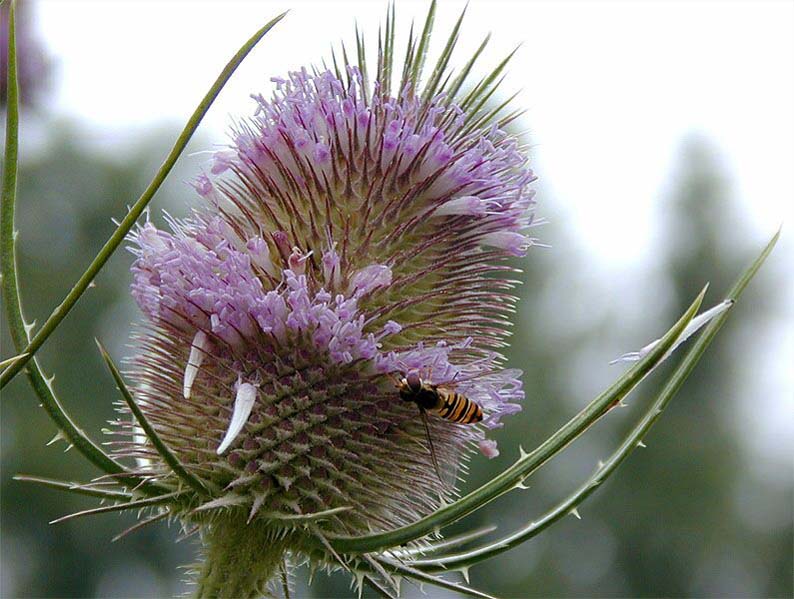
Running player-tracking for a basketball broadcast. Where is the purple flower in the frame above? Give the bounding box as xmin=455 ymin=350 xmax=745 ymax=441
xmin=120 ymin=8 xmax=539 ymax=595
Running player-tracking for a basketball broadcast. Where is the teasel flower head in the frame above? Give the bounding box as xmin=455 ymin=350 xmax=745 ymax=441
xmin=122 ymin=4 xmax=536 ymax=595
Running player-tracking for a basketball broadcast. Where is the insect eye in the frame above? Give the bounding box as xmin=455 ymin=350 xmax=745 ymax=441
xmin=406 ymin=372 xmax=422 ymax=391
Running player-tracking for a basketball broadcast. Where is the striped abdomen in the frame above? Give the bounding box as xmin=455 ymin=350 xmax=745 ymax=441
xmin=432 ymin=389 xmax=483 ymax=424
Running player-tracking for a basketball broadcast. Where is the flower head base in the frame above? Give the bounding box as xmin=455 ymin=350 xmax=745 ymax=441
xmin=121 ymin=5 xmax=537 ymax=594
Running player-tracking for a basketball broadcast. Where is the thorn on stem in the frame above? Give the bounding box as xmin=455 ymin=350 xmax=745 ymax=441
xmin=47 ymin=431 xmax=66 ymax=446
xmin=514 ymin=478 xmax=530 ymax=491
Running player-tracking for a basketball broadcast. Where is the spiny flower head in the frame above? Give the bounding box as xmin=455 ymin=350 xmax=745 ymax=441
xmin=121 ymin=5 xmax=537 ymax=593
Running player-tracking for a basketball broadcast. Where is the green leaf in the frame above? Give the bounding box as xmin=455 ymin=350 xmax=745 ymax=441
xmin=0 ymin=10 xmax=287 ymax=388
xmin=376 ymin=557 xmax=496 ymax=599
xmin=257 ymin=506 xmax=353 ymax=523
xmin=97 ymin=340 xmax=212 ymax=497
xmin=0 ymin=352 xmax=28 ymax=370
xmin=355 ymin=22 xmax=369 ymax=92
xmin=458 ymin=46 xmax=520 ymax=116
xmin=460 ymin=90 xmax=521 ymax=139
xmin=325 ymin=286 xmax=707 ymax=554
xmin=1 ymin=0 xmax=22 ymax=355
xmin=362 ymin=575 xmax=398 ymax=599
xmin=399 ymin=22 xmax=417 ymax=95
xmin=384 ymin=3 xmax=396 ymax=96
xmin=444 ymin=33 xmax=490 ymax=102
xmin=421 ymin=4 xmax=467 ymax=103
xmin=392 ymin=525 xmax=497 ymax=559
xmin=376 ymin=2 xmax=397 ymax=98
xmin=111 ymin=511 xmax=169 ymax=543
xmin=330 ymin=45 xmax=344 ymax=83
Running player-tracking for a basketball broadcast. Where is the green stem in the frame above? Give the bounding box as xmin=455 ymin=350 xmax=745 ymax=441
xmin=0 ymin=11 xmax=287 ymax=389
xmin=195 ymin=515 xmax=289 ymax=599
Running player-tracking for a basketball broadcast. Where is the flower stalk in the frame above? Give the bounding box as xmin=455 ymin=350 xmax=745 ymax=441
xmin=195 ymin=514 xmax=292 ymax=599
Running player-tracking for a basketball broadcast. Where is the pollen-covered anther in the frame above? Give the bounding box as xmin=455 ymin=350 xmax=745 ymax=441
xmin=183 ymin=330 xmax=211 ymax=399
xmin=217 ymin=381 xmax=258 ymax=455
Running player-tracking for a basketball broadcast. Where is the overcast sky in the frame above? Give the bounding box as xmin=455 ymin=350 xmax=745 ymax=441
xmin=36 ymin=0 xmax=792 ymax=259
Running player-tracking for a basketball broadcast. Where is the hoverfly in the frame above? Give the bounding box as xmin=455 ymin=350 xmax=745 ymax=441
xmin=394 ymin=372 xmax=483 ymax=483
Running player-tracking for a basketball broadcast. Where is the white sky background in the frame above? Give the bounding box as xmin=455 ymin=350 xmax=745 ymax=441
xmin=32 ymin=0 xmax=793 ymax=456
xmin=36 ymin=0 xmax=793 ymax=247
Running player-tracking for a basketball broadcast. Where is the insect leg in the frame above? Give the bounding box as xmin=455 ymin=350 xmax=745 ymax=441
xmin=420 ymin=407 xmax=444 ymax=486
